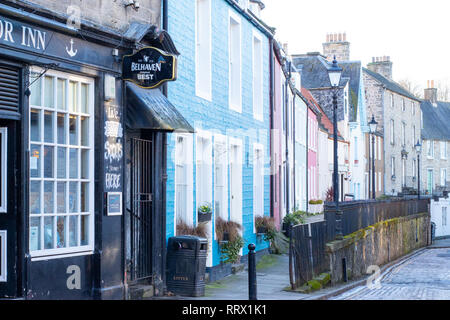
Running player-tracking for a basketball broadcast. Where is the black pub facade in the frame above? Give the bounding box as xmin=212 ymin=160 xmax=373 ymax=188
xmin=0 ymin=2 xmax=190 ymax=299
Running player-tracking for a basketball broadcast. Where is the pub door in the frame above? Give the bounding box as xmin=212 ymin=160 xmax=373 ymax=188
xmin=125 ymin=130 xmax=153 ymax=284
xmin=0 ymin=120 xmax=21 ymax=298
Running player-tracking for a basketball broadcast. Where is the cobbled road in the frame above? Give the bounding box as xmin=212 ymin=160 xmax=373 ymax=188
xmin=332 ymin=248 xmax=450 ymax=300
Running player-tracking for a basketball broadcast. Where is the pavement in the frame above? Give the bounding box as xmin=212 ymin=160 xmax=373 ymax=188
xmin=157 ymin=237 xmax=450 ymax=301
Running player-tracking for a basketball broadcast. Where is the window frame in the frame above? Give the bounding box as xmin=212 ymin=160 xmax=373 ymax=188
xmin=0 ymin=127 xmax=7 ymax=213
xmin=0 ymin=230 xmax=6 ymax=282
xmin=441 ymin=141 xmax=447 ymax=160
xmin=228 ymin=10 xmax=242 ymax=113
xmin=253 ymin=143 xmax=264 ymax=232
xmin=441 ymin=168 xmax=447 ymax=187
xmin=28 ymin=67 xmax=95 ymax=258
xmin=195 ymin=0 xmax=212 ymax=101
xmin=252 ymin=31 xmax=263 ymax=121
xmin=174 ymin=133 xmax=194 ymax=230
xmin=213 ymin=134 xmax=228 ymax=230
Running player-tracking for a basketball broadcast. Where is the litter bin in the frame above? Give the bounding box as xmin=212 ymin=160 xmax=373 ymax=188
xmin=166 ymin=235 xmax=208 ymax=297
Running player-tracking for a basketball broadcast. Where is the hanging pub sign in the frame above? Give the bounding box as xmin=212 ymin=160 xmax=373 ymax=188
xmin=122 ymin=46 xmax=177 ymax=89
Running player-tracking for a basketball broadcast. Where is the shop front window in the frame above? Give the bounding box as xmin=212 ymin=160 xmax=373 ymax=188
xmin=29 ymin=69 xmax=94 ymax=257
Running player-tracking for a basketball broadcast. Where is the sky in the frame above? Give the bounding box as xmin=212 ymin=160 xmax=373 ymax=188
xmin=260 ymin=0 xmax=450 ymax=94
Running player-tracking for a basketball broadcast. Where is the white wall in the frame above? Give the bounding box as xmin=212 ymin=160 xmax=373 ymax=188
xmin=431 ymin=198 xmax=450 ymax=238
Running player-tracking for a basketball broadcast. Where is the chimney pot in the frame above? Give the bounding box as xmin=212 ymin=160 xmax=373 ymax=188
xmin=338 ymin=33 xmax=342 ymax=41
xmin=343 ymin=32 xmax=347 ymax=41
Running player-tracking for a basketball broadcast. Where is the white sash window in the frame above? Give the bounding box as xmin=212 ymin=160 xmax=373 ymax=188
xmin=29 ymin=68 xmax=94 ymax=257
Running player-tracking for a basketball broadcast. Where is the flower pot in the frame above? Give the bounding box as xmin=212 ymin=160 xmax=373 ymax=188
xmin=198 ymin=210 xmax=212 ymax=223
xmin=282 ymin=222 xmax=291 ymax=238
xmin=221 ymin=232 xmax=229 ymax=243
xmin=256 ymin=226 xmax=267 ymax=234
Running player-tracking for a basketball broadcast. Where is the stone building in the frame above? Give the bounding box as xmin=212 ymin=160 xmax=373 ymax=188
xmin=363 ymin=58 xmax=422 ymax=196
xmin=420 ymin=81 xmax=450 ymax=195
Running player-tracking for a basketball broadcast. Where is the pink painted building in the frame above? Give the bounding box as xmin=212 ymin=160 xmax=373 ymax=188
xmin=302 ymin=88 xmax=321 ymax=204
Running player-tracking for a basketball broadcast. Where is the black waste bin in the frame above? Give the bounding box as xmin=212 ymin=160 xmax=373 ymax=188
xmin=166 ymin=235 xmax=208 ymax=297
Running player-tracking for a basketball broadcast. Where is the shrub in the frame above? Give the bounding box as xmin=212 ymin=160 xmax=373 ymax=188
xmin=215 ymin=216 xmax=242 ymax=242
xmin=282 ymin=209 xmax=307 ymax=226
xmin=309 ymin=199 xmax=324 ymax=205
xmin=325 ymin=187 xmax=334 ymax=202
xmin=220 ymin=235 xmax=244 ymax=264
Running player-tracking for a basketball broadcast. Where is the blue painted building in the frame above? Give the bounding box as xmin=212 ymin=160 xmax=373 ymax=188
xmin=165 ymin=0 xmax=274 ymax=279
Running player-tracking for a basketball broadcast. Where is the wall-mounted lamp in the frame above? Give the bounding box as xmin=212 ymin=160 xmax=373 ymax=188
xmin=125 ymin=0 xmax=140 ymax=11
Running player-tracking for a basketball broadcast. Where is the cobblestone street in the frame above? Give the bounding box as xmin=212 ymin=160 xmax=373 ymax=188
xmin=332 ymin=246 xmax=450 ymax=300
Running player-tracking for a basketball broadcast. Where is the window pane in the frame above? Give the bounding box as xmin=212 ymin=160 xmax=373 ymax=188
xmin=81 ymin=83 xmax=89 ymax=114
xmin=80 ymin=116 xmax=89 ymax=146
xmin=30 ymin=144 xmax=41 ymax=178
xmin=69 ymin=182 xmax=78 ymax=213
xmin=57 ymin=182 xmax=66 ymax=213
xmin=57 ymin=113 xmax=66 ymax=144
xmin=57 ymin=147 xmax=66 ymax=178
xmin=44 ymin=111 xmax=54 ymax=143
xmin=81 ymin=215 xmax=89 ymax=246
xmin=81 ymin=182 xmax=89 ymax=212
xmin=81 ymin=149 xmax=89 ymax=179
xmin=44 ymin=76 xmax=54 ymax=108
xmin=30 ymin=109 xmax=41 ymax=142
xmin=30 ymin=181 xmax=41 ymax=214
xmin=69 ymin=148 xmax=78 ymax=179
xmin=29 ymin=217 xmax=41 ymax=251
xmin=43 ymin=146 xmax=54 ymax=178
xmin=30 ymin=73 xmax=41 ymax=106
xmin=44 ymin=181 xmax=54 ymax=214
xmin=44 ymin=216 xmax=54 ymax=249
xmin=69 ymin=115 xmax=78 ymax=145
xmin=56 ymin=216 xmax=66 ymax=248
xmin=69 ymin=215 xmax=78 ymax=247
xmin=69 ymin=81 xmax=78 ymax=112
xmin=57 ymin=79 xmax=66 ymax=110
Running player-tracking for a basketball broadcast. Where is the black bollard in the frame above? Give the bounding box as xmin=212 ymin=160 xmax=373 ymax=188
xmin=248 ymin=243 xmax=257 ymax=300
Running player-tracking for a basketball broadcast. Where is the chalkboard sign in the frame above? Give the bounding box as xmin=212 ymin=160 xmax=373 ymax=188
xmin=107 ymin=192 xmax=122 ymax=216
xmin=122 ymin=46 xmax=177 ymax=89
xmin=104 ymin=103 xmax=123 ymax=192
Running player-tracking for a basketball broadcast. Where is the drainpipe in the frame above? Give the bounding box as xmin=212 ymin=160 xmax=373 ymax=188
xmin=162 ymin=0 xmax=168 ymax=97
xmin=285 ymin=62 xmax=291 ymax=217
xmin=269 ymin=39 xmax=275 ymax=218
xmin=306 ymin=100 xmax=309 ymax=214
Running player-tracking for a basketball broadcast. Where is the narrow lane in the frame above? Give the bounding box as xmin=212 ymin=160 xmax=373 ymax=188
xmin=332 ymin=248 xmax=450 ymax=300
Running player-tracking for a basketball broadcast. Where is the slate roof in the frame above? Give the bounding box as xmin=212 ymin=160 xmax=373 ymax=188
xmin=363 ymin=67 xmax=421 ymax=102
xmin=420 ymin=100 xmax=450 ymax=141
xmin=292 ymin=53 xmax=349 ymax=89
xmin=292 ymin=54 xmax=362 ymax=122
xmin=301 ymin=88 xmax=344 ymax=141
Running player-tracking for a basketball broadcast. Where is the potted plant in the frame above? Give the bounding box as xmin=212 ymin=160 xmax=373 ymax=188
xmin=308 ymin=199 xmax=324 ymax=215
xmin=198 ymin=202 xmax=212 ymax=223
xmin=220 ymin=235 xmax=244 ymax=264
xmin=282 ymin=209 xmax=306 ymax=238
xmin=176 ymin=219 xmax=208 ymax=238
xmin=215 ymin=217 xmax=242 ymax=244
xmin=255 ymin=216 xmax=277 ymax=243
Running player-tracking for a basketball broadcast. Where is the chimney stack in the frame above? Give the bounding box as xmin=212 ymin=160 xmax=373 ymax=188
xmin=424 ymin=80 xmax=438 ymax=105
xmin=367 ymin=56 xmax=393 ymax=80
xmin=322 ymin=32 xmax=350 ymax=62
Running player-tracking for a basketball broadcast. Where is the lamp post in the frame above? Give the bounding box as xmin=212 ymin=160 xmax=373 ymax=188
xmin=369 ymin=115 xmax=378 ymax=199
xmin=328 ymin=56 xmax=343 ymax=239
xmin=415 ymin=140 xmax=422 ymax=200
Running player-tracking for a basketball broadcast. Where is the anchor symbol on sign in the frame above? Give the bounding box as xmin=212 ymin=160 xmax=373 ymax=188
xmin=66 ymin=39 xmax=78 ymax=57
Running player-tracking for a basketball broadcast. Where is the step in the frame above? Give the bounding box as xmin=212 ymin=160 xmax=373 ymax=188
xmin=128 ymin=284 xmax=155 ymax=300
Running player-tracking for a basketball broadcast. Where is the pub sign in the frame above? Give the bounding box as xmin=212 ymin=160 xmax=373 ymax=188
xmin=122 ymin=46 xmax=177 ymax=89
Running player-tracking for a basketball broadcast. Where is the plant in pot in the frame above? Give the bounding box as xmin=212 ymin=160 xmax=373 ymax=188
xmin=282 ymin=209 xmax=306 ymax=237
xmin=255 ymin=216 xmax=276 ymax=242
xmin=176 ymin=219 xmax=208 ymax=238
xmin=198 ymin=202 xmax=212 ymax=223
xmin=215 ymin=217 xmax=244 ymax=264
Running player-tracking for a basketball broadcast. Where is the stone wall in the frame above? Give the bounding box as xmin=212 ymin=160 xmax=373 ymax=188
xmin=10 ymin=0 xmax=161 ymax=32
xmin=326 ymin=212 xmax=430 ymax=284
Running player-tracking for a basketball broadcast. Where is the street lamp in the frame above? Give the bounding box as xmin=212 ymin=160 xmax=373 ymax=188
xmin=328 ymin=56 xmax=343 ymax=239
xmin=415 ymin=140 xmax=422 ymax=199
xmin=369 ymin=115 xmax=378 ymax=199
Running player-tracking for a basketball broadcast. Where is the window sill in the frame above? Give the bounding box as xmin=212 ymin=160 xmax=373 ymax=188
xmin=30 ymin=249 xmax=94 ymax=261
xmin=196 ymin=89 xmax=212 ymax=102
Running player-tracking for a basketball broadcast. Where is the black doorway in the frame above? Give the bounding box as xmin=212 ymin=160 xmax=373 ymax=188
xmin=125 ymin=130 xmax=153 ymax=284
